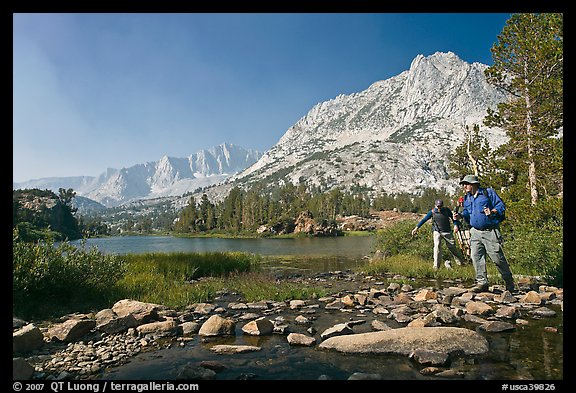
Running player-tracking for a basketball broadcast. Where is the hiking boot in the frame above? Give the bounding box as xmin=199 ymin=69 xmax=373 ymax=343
xmin=469 ymin=283 xmax=489 ymax=293
xmin=505 ymin=283 xmax=518 ymax=294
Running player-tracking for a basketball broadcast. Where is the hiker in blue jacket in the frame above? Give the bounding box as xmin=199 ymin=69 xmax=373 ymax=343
xmin=411 ymin=199 xmax=465 ymax=270
xmin=453 ymin=175 xmax=516 ymax=293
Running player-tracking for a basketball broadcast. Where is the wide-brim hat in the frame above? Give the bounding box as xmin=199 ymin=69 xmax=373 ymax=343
xmin=459 ymin=175 xmax=480 ymax=185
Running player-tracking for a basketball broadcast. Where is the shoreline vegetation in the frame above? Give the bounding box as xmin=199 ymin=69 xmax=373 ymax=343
xmin=13 ymin=219 xmax=559 ymax=324
xmin=91 ymin=228 xmax=374 ymax=239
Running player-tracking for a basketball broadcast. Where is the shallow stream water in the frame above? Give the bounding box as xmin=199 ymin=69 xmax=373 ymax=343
xmin=98 ymin=302 xmax=563 ymax=381
xmin=75 ymin=235 xmax=563 ymax=381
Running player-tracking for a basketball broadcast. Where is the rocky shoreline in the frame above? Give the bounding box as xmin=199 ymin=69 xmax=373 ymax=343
xmin=13 ymin=271 xmax=563 ymax=380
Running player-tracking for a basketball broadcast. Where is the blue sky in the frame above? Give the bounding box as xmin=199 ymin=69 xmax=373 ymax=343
xmin=13 ymin=13 xmax=512 ymax=183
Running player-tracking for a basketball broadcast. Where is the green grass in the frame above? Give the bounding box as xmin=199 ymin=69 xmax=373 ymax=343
xmin=342 ymin=230 xmax=373 ymax=237
xmin=115 ymin=253 xmax=328 ymax=309
xmin=358 ymin=253 xmax=530 ymax=288
xmin=122 ymin=251 xmax=260 ymax=280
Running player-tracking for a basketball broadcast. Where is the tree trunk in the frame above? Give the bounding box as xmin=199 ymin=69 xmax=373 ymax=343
xmin=524 ymin=61 xmax=539 ymax=206
xmin=465 ymin=126 xmax=479 ymax=176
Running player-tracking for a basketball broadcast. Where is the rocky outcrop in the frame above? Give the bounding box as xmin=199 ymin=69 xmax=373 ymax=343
xmin=111 ymin=299 xmax=163 ymax=324
xmin=47 ymin=318 xmax=96 ymax=343
xmin=293 ymin=210 xmax=340 ymax=236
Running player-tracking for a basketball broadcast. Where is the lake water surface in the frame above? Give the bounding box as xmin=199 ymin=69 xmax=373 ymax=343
xmin=71 ymin=235 xmax=376 ymax=272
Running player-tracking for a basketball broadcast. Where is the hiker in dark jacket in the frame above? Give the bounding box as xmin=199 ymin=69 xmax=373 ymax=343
xmin=453 ymin=174 xmax=516 ymax=293
xmin=411 ymin=199 xmax=465 ymax=270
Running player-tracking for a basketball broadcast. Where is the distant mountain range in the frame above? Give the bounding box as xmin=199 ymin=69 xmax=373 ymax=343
xmin=14 ymin=51 xmax=510 ymax=213
xmin=13 ymin=143 xmax=262 ymax=207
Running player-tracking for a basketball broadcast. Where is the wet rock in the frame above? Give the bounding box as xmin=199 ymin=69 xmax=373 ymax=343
xmin=209 ymin=344 xmax=261 ymax=354
xmin=241 ymin=317 xmax=274 ymax=336
xmin=287 ymin=333 xmax=316 ymax=346
xmin=13 ymin=324 xmax=45 ymax=354
xmin=320 ymin=323 xmax=354 ymax=340
xmin=465 ymin=301 xmax=494 ymax=316
xmin=294 ymin=315 xmax=312 ymax=325
xmin=318 ymin=327 xmax=489 ymax=356
xmin=434 ymin=369 xmax=465 ymax=378
xmin=409 ymin=348 xmax=449 ymax=366
xmin=198 ymin=315 xmax=236 ymax=337
xmin=520 ymin=291 xmax=543 ymax=305
xmin=494 ymin=305 xmax=520 ymax=319
xmin=180 ymin=321 xmax=201 ymax=336
xmin=13 ymin=357 xmax=35 ymax=379
xmin=479 ymin=321 xmax=515 ymax=332
xmin=348 ymin=372 xmax=382 ymax=380
xmin=530 ymin=307 xmax=557 ymax=318
xmin=176 ymin=364 xmax=217 ymax=380
xmin=16 ymin=271 xmax=562 ymax=381
xmin=197 ymin=360 xmax=227 ymax=371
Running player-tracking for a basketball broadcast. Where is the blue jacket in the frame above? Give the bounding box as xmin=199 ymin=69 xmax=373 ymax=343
xmin=461 ymin=187 xmax=506 ymax=230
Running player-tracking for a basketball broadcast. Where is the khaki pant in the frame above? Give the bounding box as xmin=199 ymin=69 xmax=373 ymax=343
xmin=469 ymin=227 xmax=514 ymax=286
xmin=433 ymin=231 xmax=465 ymax=269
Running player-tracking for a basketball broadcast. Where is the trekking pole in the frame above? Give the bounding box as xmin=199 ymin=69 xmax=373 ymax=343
xmin=453 ymin=200 xmax=468 ymax=263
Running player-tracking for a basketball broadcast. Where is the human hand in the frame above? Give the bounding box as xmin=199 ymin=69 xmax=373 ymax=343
xmin=411 ymin=227 xmax=418 ymax=236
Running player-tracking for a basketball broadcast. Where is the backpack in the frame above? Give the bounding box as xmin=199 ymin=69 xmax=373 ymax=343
xmin=430 ymin=207 xmax=452 ymax=232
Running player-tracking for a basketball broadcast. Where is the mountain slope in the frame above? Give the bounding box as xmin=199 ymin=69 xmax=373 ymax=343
xmin=201 ymin=51 xmax=508 ymax=203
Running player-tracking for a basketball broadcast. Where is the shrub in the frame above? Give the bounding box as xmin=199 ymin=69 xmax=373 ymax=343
xmin=13 ymin=235 xmax=127 ymax=319
xmin=505 ymin=228 xmax=563 ymax=286
xmin=504 ymin=196 xmax=563 ymax=286
xmin=373 ymin=219 xmax=433 ymax=261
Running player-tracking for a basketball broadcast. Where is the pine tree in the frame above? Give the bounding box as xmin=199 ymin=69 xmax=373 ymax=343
xmin=484 ymin=13 xmax=563 ymax=205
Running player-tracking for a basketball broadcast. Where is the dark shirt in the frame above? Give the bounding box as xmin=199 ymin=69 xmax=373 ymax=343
xmin=416 ymin=206 xmax=458 ymax=233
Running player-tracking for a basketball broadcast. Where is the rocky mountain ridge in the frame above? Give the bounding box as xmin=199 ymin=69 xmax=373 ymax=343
xmin=199 ymin=51 xmax=509 ymax=204
xmin=13 ymin=143 xmax=262 ymax=208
